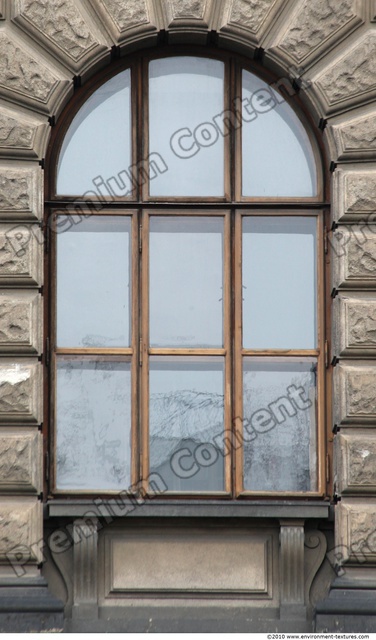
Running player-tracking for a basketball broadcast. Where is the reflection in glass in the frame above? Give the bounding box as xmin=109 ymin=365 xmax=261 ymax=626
xmin=57 ymin=216 xmax=131 ymax=348
xmin=150 ymin=217 xmax=223 ymax=347
xmin=149 ymin=57 xmax=224 ymax=196
xmin=242 ymin=217 xmax=316 ymax=349
xmin=243 ymin=358 xmax=317 ymax=492
xmin=56 ymin=358 xmax=131 ymax=490
xmin=242 ymin=70 xmax=317 ymax=196
xmin=57 ymin=70 xmax=131 ymax=196
xmin=149 ymin=357 xmax=225 ymax=491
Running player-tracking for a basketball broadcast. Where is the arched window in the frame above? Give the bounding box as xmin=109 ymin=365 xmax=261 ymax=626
xmin=47 ymin=52 xmax=326 ymax=497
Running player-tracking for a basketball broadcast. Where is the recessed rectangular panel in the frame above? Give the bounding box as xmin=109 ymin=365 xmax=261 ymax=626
xmin=107 ymin=529 xmax=269 ymax=593
xmin=149 ymin=357 xmax=225 ymax=492
xmin=56 ymin=358 xmax=131 ymax=490
xmin=57 ymin=216 xmax=131 ymax=348
xmin=242 ymin=217 xmax=316 ymax=349
xmin=149 ymin=57 xmax=224 ymax=196
xmin=243 ymin=358 xmax=317 ymax=492
xmin=149 ymin=217 xmax=224 ymax=347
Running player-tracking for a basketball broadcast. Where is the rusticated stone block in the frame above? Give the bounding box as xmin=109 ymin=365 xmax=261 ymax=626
xmin=334 ymin=362 xmax=376 ymax=426
xmin=0 ymin=498 xmax=42 ymax=562
xmin=12 ymin=0 xmax=109 ymax=76
xmin=0 ymin=291 xmax=42 ymax=354
xmin=0 ymin=361 xmax=42 ymax=424
xmin=333 ymin=294 xmax=376 ymax=357
xmin=0 ymin=105 xmax=49 ymax=160
xmin=0 ymin=224 xmax=43 ymax=287
xmin=0 ymin=164 xmax=42 ymax=220
xmin=271 ymin=0 xmax=363 ymax=68
xmin=0 ymin=428 xmax=41 ymax=494
xmin=93 ymin=0 xmax=158 ymax=47
xmin=332 ymin=227 xmax=376 ymax=290
xmin=336 ymin=499 xmax=376 ymax=564
xmin=0 ymin=29 xmax=71 ymax=115
xmin=333 ymin=169 xmax=376 ymax=223
xmin=328 ymin=111 xmax=376 ymax=161
xmin=314 ymin=32 xmax=376 ymax=114
xmin=336 ymin=431 xmax=376 ymax=495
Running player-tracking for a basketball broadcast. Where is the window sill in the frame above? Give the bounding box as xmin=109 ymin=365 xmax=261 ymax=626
xmin=46 ymin=499 xmax=331 ymax=520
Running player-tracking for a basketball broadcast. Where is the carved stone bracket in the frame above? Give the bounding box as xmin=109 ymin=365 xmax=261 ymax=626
xmin=279 ymin=519 xmax=306 ymax=619
xmin=72 ymin=518 xmax=98 ymax=619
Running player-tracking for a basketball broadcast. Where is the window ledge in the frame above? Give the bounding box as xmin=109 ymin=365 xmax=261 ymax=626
xmin=46 ymin=499 xmax=331 ymax=520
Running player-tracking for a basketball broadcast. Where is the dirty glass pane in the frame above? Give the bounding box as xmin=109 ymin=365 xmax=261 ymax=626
xmin=149 ymin=57 xmax=224 ymax=196
xmin=243 ymin=358 xmax=317 ymax=492
xmin=242 ymin=70 xmax=317 ymax=196
xmin=242 ymin=217 xmax=316 ymax=349
xmin=57 ymin=69 xmax=131 ymax=196
xmin=149 ymin=357 xmax=225 ymax=492
xmin=150 ymin=217 xmax=223 ymax=347
xmin=56 ymin=358 xmax=131 ymax=490
xmin=57 ymin=216 xmax=131 ymax=348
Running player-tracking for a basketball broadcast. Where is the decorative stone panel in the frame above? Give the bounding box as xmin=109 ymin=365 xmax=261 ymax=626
xmin=332 ymin=168 xmax=376 ymax=223
xmin=0 ymin=361 xmax=42 ymax=425
xmin=332 ymin=227 xmax=376 ymax=290
xmin=0 ymin=164 xmax=43 ymax=220
xmin=0 ymin=224 xmax=43 ymax=287
xmin=162 ymin=0 xmax=217 ymax=42
xmin=335 ymin=431 xmax=376 ymax=495
xmin=268 ymin=0 xmax=364 ymax=70
xmin=313 ymin=32 xmax=376 ymax=115
xmin=91 ymin=0 xmax=159 ymax=49
xmin=336 ymin=499 xmax=376 ymax=564
xmin=0 ymin=498 xmax=42 ymax=562
xmin=218 ymin=0 xmax=286 ymax=52
xmin=0 ymin=105 xmax=49 ymax=160
xmin=0 ymin=428 xmax=41 ymax=494
xmin=333 ymin=294 xmax=376 ymax=357
xmin=11 ymin=0 xmax=110 ymax=76
xmin=0 ymin=291 xmax=42 ymax=354
xmin=327 ymin=110 xmax=376 ymax=161
xmin=334 ymin=362 xmax=376 ymax=426
xmin=0 ymin=1 xmax=4 ymax=19
xmin=0 ymin=29 xmax=71 ymax=116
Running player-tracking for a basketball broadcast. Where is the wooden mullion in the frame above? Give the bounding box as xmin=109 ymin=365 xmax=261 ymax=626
xmin=223 ymin=211 xmax=232 ymax=495
xmin=234 ymin=210 xmax=243 ymax=497
xmin=131 ymin=212 xmax=139 ymax=489
xmin=316 ymin=212 xmax=326 ymax=496
xmin=140 ymin=211 xmax=150 ymax=494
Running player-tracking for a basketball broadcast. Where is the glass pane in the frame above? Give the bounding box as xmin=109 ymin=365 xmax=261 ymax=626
xmin=57 ymin=70 xmax=131 ymax=196
xmin=242 ymin=70 xmax=317 ymax=196
xmin=150 ymin=217 xmax=223 ymax=347
xmin=242 ymin=217 xmax=316 ymax=349
xmin=149 ymin=357 xmax=225 ymax=492
xmin=56 ymin=358 xmax=131 ymax=490
xmin=149 ymin=57 xmax=224 ymax=196
xmin=243 ymin=358 xmax=317 ymax=492
xmin=57 ymin=216 xmax=131 ymax=348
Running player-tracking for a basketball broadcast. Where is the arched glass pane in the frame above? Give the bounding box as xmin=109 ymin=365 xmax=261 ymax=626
xmin=242 ymin=70 xmax=317 ymax=197
xmin=57 ymin=70 xmax=131 ymax=196
xmin=149 ymin=57 xmax=224 ymax=197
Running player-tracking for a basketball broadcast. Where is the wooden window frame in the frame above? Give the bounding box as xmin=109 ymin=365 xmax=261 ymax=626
xmin=44 ymin=46 xmax=329 ymax=500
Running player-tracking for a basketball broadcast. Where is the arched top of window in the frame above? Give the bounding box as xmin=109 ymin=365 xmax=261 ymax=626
xmin=55 ymin=54 xmax=319 ymax=200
